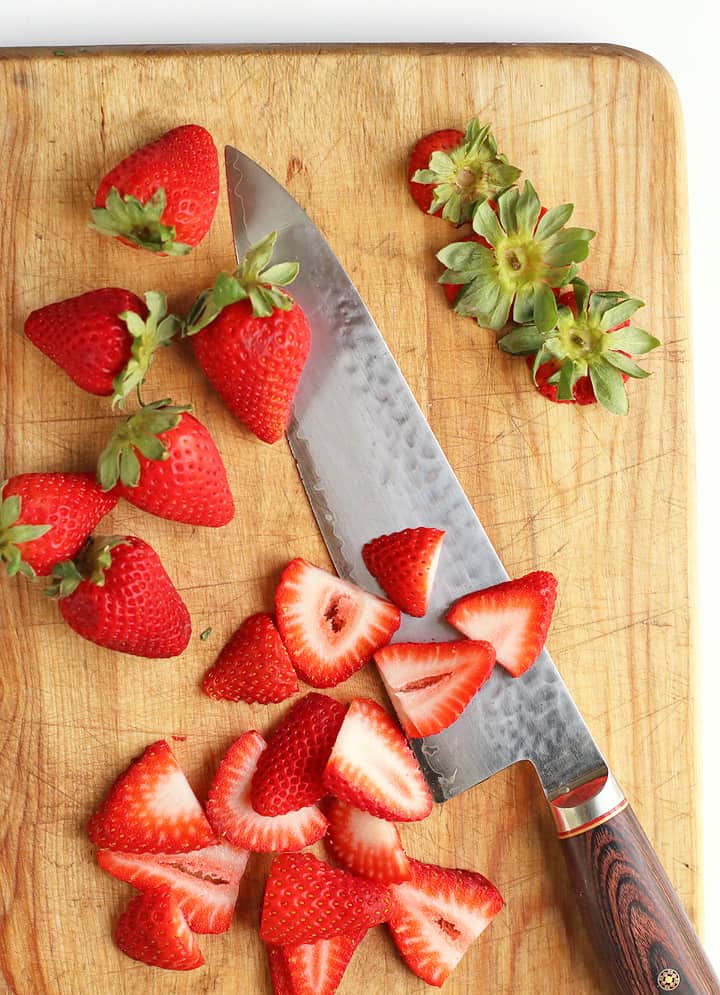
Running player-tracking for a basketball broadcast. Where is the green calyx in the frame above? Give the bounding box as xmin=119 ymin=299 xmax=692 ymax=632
xmin=112 ymin=291 xmax=180 ymax=408
xmin=46 ymin=536 xmax=130 ymax=598
xmin=183 ymin=231 xmax=299 ymax=337
xmin=498 ymin=278 xmax=661 ymax=415
xmin=437 ymin=181 xmax=596 ymax=332
xmin=0 ymin=480 xmax=51 ymax=579
xmin=90 ymin=187 xmax=192 ymax=256
xmin=412 ymin=119 xmax=521 ymax=225
xmin=97 ymin=399 xmax=191 ymax=491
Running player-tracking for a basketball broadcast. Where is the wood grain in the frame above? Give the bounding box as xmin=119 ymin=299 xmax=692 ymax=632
xmin=0 ymin=44 xmax=695 ymax=994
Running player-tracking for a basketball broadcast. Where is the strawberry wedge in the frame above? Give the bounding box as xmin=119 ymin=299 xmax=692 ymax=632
xmin=114 ymin=886 xmax=204 ymax=970
xmin=322 ymin=698 xmax=433 ymax=822
xmin=268 ymin=931 xmax=367 ymax=995
xmin=275 ymin=558 xmax=401 ymax=688
xmin=325 ymin=798 xmax=410 ymax=884
xmin=87 ymin=740 xmax=215 ymax=854
xmin=374 ymin=640 xmax=496 ymax=738
xmin=361 ymin=527 xmax=445 ymax=617
xmin=205 ymin=731 xmax=327 ymax=852
xmin=388 ymin=858 xmax=504 ymax=988
xmin=447 ymin=570 xmax=558 ymax=677
xmin=97 ymin=841 xmax=249 ymax=934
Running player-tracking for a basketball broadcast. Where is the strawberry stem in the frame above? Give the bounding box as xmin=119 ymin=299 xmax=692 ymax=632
xmin=111 ymin=292 xmax=180 ymax=409
xmin=90 ymin=187 xmax=192 ymax=255
xmin=0 ymin=481 xmax=51 ymax=579
xmin=97 ymin=399 xmax=191 ymax=491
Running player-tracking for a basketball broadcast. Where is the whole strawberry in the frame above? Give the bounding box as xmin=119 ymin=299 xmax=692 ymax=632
xmin=24 ymin=289 xmax=178 ymax=405
xmin=409 ymin=118 xmax=520 ymax=224
xmin=91 ymin=124 xmax=219 ymax=255
xmin=0 ymin=473 xmax=117 ymax=578
xmin=97 ymin=400 xmax=234 ymax=526
xmin=184 ymin=232 xmax=311 ymax=444
xmin=498 ymin=278 xmax=660 ymax=415
xmin=50 ymin=536 xmax=191 ymax=658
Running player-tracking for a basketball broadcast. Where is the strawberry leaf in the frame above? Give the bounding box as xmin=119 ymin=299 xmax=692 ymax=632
xmin=497 ymin=325 xmax=546 ymax=354
xmin=589 ymin=362 xmax=629 ymax=415
xmin=607 ymin=326 xmax=660 ymax=354
xmin=97 ymin=399 xmax=190 ymax=490
xmin=603 ymin=352 xmax=651 ymax=379
xmin=0 ymin=482 xmax=51 ymax=578
xmin=90 ymin=186 xmax=192 ymax=256
xmin=534 ymin=202 xmax=574 ymax=240
xmin=533 ymin=283 xmax=558 ymax=335
xmin=111 ymin=292 xmax=180 ymax=408
xmin=599 ymin=297 xmax=645 ymax=330
xmin=514 ymin=180 xmax=542 ymax=236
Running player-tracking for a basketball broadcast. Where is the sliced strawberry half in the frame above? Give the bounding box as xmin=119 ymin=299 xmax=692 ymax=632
xmin=250 ymin=692 xmax=346 ymax=816
xmin=114 ymin=886 xmax=204 ymax=970
xmin=267 ymin=944 xmax=295 ymax=994
xmin=361 ymin=527 xmax=445 ymax=617
xmin=387 ymin=858 xmax=504 ymax=988
xmin=205 ymin=730 xmax=327 ymax=852
xmin=322 ymin=698 xmax=433 ymax=822
xmin=324 ymin=798 xmax=410 ymax=885
xmin=87 ymin=740 xmax=215 ymax=854
xmin=202 ymin=612 xmax=299 ymax=704
xmin=97 ymin=841 xmax=249 ymax=934
xmin=260 ymin=852 xmax=394 ymax=946
xmin=275 ymin=558 xmax=401 ymax=687
xmin=273 ymin=931 xmax=367 ymax=995
xmin=446 ymin=570 xmax=558 ymax=677
xmin=374 ymin=640 xmax=496 ymax=738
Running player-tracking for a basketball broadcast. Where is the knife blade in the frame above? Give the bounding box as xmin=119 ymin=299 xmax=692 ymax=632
xmin=223 ymin=145 xmax=720 ymax=995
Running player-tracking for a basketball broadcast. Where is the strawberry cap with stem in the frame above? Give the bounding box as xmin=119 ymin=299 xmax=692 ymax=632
xmin=498 ymin=278 xmax=660 ymax=414
xmin=90 ymin=187 xmax=192 ymax=256
xmin=411 ymin=119 xmax=521 ymax=225
xmin=182 ymin=231 xmax=299 ymax=337
xmin=46 ymin=536 xmax=131 ymax=598
xmin=111 ymin=292 xmax=180 ymax=408
xmin=0 ymin=480 xmax=51 ymax=578
xmin=436 ymin=180 xmax=595 ymax=332
xmin=97 ymin=399 xmax=192 ymax=491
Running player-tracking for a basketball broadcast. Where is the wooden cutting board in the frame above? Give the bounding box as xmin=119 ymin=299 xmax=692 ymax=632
xmin=0 ymin=44 xmax=695 ymax=994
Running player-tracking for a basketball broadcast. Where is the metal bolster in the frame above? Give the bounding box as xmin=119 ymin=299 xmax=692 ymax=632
xmin=549 ymin=771 xmax=627 ymax=839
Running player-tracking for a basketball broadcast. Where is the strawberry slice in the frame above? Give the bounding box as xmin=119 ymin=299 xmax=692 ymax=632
xmin=205 ymin=731 xmax=327 ymax=852
xmin=114 ymin=886 xmax=204 ymax=970
xmin=322 ymin=698 xmax=433 ymax=822
xmin=202 ymin=612 xmax=299 ymax=704
xmin=87 ymin=740 xmax=215 ymax=854
xmin=387 ymin=858 xmax=504 ymax=988
xmin=446 ymin=571 xmax=558 ymax=677
xmin=260 ymin=852 xmax=394 ymax=946
xmin=324 ymin=798 xmax=410 ymax=885
xmin=267 ymin=944 xmax=295 ymax=994
xmin=361 ymin=527 xmax=445 ymax=617
xmin=251 ymin=693 xmax=346 ymax=816
xmin=97 ymin=841 xmax=249 ymax=934
xmin=272 ymin=931 xmax=367 ymax=995
xmin=373 ymin=640 xmax=496 ymax=738
xmin=275 ymin=558 xmax=401 ymax=688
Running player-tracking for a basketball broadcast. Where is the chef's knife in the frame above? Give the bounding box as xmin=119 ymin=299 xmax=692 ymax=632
xmin=224 ymin=146 xmax=719 ymax=995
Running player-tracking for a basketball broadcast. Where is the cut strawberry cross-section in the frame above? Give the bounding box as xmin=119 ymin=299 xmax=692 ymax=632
xmin=97 ymin=841 xmax=249 ymax=934
xmin=322 ymin=698 xmax=433 ymax=822
xmin=374 ymin=639 xmax=496 ymax=738
xmin=87 ymin=740 xmax=215 ymax=854
xmin=388 ymin=858 xmax=504 ymax=988
xmin=114 ymin=885 xmax=205 ymax=970
xmin=324 ymin=797 xmax=410 ymax=885
xmin=446 ymin=570 xmax=558 ymax=677
xmin=268 ymin=931 xmax=367 ymax=995
xmin=205 ymin=730 xmax=327 ymax=853
xmin=361 ymin=526 xmax=445 ymax=617
xmin=275 ymin=558 xmax=401 ymax=688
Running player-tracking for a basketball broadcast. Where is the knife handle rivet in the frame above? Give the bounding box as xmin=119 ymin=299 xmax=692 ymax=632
xmin=656 ymin=968 xmax=681 ymax=991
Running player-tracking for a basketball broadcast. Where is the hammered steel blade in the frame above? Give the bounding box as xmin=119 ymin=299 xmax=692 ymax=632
xmin=225 ymin=146 xmax=608 ymax=803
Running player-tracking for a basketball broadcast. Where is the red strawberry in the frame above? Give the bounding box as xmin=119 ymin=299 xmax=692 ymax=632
xmin=361 ymin=526 xmax=445 ymax=617
xmin=374 ymin=640 xmax=496 ymax=738
xmin=97 ymin=401 xmax=234 ymax=527
xmin=408 ymin=119 xmax=520 ymax=224
xmin=324 ymin=798 xmax=410 ymax=885
xmin=24 ymin=289 xmax=178 ymax=405
xmin=0 ymin=473 xmax=117 ymax=578
xmin=87 ymin=739 xmax=215 ymax=854
xmin=97 ymin=841 xmax=248 ymax=934
xmin=184 ymin=232 xmax=311 ymax=444
xmin=91 ymin=124 xmax=219 ymax=255
xmin=275 ymin=558 xmax=401 ymax=688
xmin=267 ymin=944 xmax=295 ymax=994
xmin=387 ymin=858 xmax=503 ymax=988
xmin=260 ymin=852 xmax=394 ymax=946
xmin=51 ymin=536 xmax=191 ymax=658
xmin=114 ymin=886 xmax=204 ymax=970
xmin=322 ymin=698 xmax=433 ymax=822
xmin=446 ymin=570 xmax=558 ymax=677
xmin=251 ymin=693 xmax=346 ymax=815
xmin=202 ymin=613 xmax=299 ymax=704
xmin=272 ymin=931 xmax=367 ymax=995
xmin=205 ymin=731 xmax=327 ymax=853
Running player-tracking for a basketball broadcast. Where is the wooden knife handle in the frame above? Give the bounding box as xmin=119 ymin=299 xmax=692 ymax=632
xmin=551 ymin=776 xmax=720 ymax=994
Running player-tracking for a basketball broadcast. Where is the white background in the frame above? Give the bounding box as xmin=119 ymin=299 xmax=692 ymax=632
xmin=3 ymin=0 xmax=719 ymax=977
